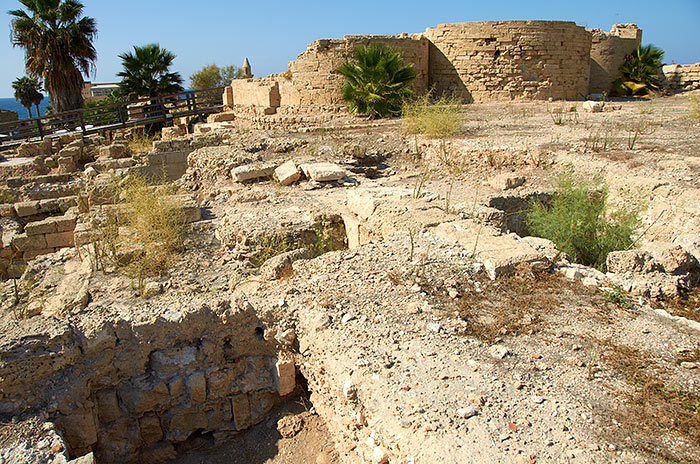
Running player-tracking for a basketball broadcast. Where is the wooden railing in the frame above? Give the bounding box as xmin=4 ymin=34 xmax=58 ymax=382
xmin=0 ymin=87 xmax=225 ymax=151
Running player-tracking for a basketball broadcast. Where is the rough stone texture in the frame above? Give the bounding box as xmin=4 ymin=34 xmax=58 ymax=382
xmin=231 ymin=163 xmax=277 ymax=182
xmin=274 ymin=160 xmax=302 ymax=186
xmin=588 ymin=24 xmax=641 ymax=94
xmin=0 ymin=109 xmax=19 ymax=123
xmin=423 ymin=21 xmax=592 ymax=102
xmin=434 ymin=220 xmax=544 ymax=278
xmin=300 ymin=163 xmax=345 ymax=182
xmin=260 ymin=248 xmax=313 ymax=280
xmin=0 ymin=300 xmax=293 ymax=463
xmin=99 ymin=144 xmax=129 ymax=160
xmin=662 ymin=63 xmax=700 ymax=91
xmin=488 ymin=173 xmax=526 ymax=191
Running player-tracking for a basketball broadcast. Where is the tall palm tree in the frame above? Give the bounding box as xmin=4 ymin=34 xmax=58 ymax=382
xmin=12 ymin=76 xmax=44 ymax=119
xmin=337 ymin=45 xmax=417 ymax=119
xmin=117 ymin=44 xmax=184 ymax=99
xmin=9 ymin=0 xmax=97 ymax=113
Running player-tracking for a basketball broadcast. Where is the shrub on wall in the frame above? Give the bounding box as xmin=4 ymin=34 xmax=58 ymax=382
xmin=337 ymin=45 xmax=417 ymax=119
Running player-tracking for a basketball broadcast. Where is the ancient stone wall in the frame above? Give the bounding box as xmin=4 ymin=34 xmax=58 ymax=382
xmin=285 ymin=35 xmax=429 ymax=106
xmin=0 ymin=300 xmax=298 ymax=463
xmin=589 ymin=24 xmax=642 ymax=94
xmin=662 ymin=63 xmax=700 ymax=91
xmin=423 ymin=21 xmax=592 ymax=102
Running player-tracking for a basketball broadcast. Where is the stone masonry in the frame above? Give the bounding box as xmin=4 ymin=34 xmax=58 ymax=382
xmin=222 ymin=21 xmax=648 ymax=116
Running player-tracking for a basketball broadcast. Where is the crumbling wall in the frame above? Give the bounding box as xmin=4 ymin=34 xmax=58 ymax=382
xmin=588 ymin=24 xmax=642 ymax=94
xmin=0 ymin=300 xmax=298 ymax=463
xmin=285 ymin=35 xmax=429 ymax=106
xmin=662 ymin=63 xmax=700 ymax=91
xmin=423 ymin=21 xmax=592 ymax=102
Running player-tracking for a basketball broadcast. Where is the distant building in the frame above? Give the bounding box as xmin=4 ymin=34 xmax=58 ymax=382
xmin=82 ymin=82 xmax=121 ymax=103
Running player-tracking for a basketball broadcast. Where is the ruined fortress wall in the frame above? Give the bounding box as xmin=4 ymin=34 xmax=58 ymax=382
xmin=589 ymin=24 xmax=642 ymax=94
xmin=422 ymin=21 xmax=592 ymax=102
xmin=285 ymin=35 xmax=429 ymax=106
xmin=662 ymin=63 xmax=700 ymax=91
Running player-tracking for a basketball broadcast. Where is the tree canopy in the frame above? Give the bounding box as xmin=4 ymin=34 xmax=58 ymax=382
xmin=9 ymin=0 xmax=97 ymax=113
xmin=12 ymin=76 xmax=44 ymax=118
xmin=117 ymin=44 xmax=184 ymax=99
xmin=190 ymin=64 xmax=245 ymax=90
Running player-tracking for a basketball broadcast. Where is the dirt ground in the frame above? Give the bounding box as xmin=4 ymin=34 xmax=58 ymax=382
xmin=1 ymin=92 xmax=699 ymax=464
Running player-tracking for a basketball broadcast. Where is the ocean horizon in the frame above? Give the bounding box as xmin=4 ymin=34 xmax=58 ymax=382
xmin=0 ymin=97 xmax=50 ymax=119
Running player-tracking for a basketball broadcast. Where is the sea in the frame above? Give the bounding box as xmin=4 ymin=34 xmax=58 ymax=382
xmin=0 ymin=97 xmax=50 ymax=119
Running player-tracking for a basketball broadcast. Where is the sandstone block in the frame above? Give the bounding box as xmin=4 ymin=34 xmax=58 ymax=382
xmin=275 ymin=357 xmax=296 ymax=396
xmin=161 ymin=126 xmax=183 ymax=140
xmin=15 ymin=201 xmax=41 ymax=217
xmin=347 ymin=191 xmax=378 ymax=220
xmin=188 ymin=371 xmax=207 ymax=403
xmin=274 ymin=160 xmax=301 ymax=186
xmin=119 ymin=379 xmax=169 ymax=415
xmin=582 ymin=101 xmax=603 ymax=113
xmin=99 ymin=143 xmax=129 ymax=160
xmin=642 ymin=242 xmax=698 ymax=274
xmin=166 ymin=406 xmax=207 ymax=442
xmin=24 ymin=247 xmax=54 ymax=260
xmin=55 ymin=409 xmax=97 ymax=449
xmin=0 ymin=204 xmax=16 ymax=218
xmin=140 ymin=442 xmax=176 ymax=463
xmin=300 ymin=163 xmax=345 ymax=182
xmin=207 ymin=112 xmax=236 ymax=123
xmin=11 ymin=232 xmax=47 ymax=251
xmin=24 ymin=218 xmax=57 ymax=236
xmin=231 ymin=394 xmax=251 ymax=431
xmin=139 ymin=413 xmax=163 ymax=446
xmin=95 ymin=389 xmax=122 ymax=424
xmin=231 ymin=163 xmax=277 ymax=182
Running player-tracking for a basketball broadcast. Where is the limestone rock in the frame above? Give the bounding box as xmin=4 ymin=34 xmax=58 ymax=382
xmin=260 ymin=248 xmax=312 ymax=280
xmin=489 ymin=173 xmax=526 ymax=191
xmin=274 ymin=160 xmax=301 ymax=186
xmin=231 ymin=163 xmax=277 ymax=182
xmin=582 ymin=101 xmax=603 ymax=113
xmin=300 ymin=163 xmax=345 ymax=182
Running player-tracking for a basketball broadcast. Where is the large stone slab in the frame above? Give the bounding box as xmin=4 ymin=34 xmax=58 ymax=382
xmin=434 ymin=220 xmax=543 ymax=278
xmin=300 ymin=163 xmax=345 ymax=182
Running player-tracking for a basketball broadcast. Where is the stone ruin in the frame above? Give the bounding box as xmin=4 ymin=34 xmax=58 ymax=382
xmin=211 ymin=21 xmax=646 ymax=131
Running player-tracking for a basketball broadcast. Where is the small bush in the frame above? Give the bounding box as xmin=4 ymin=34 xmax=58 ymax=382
xmin=612 ymin=45 xmax=664 ymax=96
xmin=526 ymin=173 xmax=637 ymax=271
xmin=120 ymin=176 xmax=186 ymax=292
xmin=402 ymin=93 xmax=463 ymax=138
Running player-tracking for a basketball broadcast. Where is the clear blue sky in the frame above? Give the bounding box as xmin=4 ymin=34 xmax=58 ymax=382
xmin=2 ymin=0 xmax=699 ymax=98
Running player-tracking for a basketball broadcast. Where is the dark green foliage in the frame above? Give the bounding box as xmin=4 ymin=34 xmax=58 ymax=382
xmin=117 ymin=44 xmax=184 ymax=99
xmin=9 ymin=0 xmax=97 ymax=113
xmin=336 ymin=45 xmax=417 ymax=118
xmin=12 ymin=76 xmax=43 ymax=118
xmin=612 ymin=45 xmax=665 ymax=96
xmin=526 ymin=174 xmax=637 ymax=271
xmin=190 ymin=64 xmax=245 ymax=90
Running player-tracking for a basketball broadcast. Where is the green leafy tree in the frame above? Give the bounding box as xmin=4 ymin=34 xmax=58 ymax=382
xmin=190 ymin=64 xmax=245 ymax=90
xmin=9 ymin=0 xmax=97 ymax=113
xmin=12 ymin=76 xmax=44 ymax=118
xmin=117 ymin=44 xmax=184 ymax=99
xmin=337 ymin=45 xmax=417 ymax=118
xmin=612 ymin=45 xmax=665 ymax=96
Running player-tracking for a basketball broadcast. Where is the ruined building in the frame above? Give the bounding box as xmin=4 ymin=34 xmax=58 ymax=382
xmin=218 ymin=21 xmax=642 ymax=126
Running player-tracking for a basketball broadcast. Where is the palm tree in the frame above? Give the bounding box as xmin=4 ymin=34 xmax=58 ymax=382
xmin=117 ymin=44 xmax=184 ymax=99
xmin=12 ymin=76 xmax=44 ymax=119
xmin=336 ymin=45 xmax=417 ymax=119
xmin=9 ymin=0 xmax=97 ymax=113
xmin=613 ymin=45 xmax=665 ymax=96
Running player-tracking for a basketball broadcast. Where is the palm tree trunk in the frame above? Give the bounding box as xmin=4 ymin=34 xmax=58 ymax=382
xmin=26 ymin=106 xmax=32 ymax=119
xmin=35 ymin=104 xmax=41 ymax=118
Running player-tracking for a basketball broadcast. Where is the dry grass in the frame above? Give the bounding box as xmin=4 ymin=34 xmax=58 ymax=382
xmin=689 ymin=93 xmax=700 ymax=121
xmin=402 ymin=93 xmax=464 ymax=139
xmin=600 ymin=341 xmax=700 ymax=462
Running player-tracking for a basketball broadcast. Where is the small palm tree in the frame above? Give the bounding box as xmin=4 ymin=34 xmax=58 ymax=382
xmin=613 ymin=45 xmax=665 ymax=96
xmin=12 ymin=76 xmax=44 ymax=119
xmin=9 ymin=0 xmax=97 ymax=113
xmin=337 ymin=45 xmax=417 ymax=119
xmin=117 ymin=44 xmax=184 ymax=99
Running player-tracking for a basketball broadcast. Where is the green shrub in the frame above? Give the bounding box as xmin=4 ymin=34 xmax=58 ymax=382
xmin=612 ymin=45 xmax=664 ymax=96
xmin=337 ymin=45 xmax=417 ymax=119
xmin=402 ymin=93 xmax=463 ymax=138
xmin=526 ymin=173 xmax=637 ymax=271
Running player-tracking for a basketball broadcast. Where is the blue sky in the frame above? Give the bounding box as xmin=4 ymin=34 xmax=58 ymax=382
xmin=2 ymin=0 xmax=699 ymax=97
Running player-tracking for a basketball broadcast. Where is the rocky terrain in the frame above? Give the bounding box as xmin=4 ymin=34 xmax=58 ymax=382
xmin=0 ymin=92 xmax=699 ymax=464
